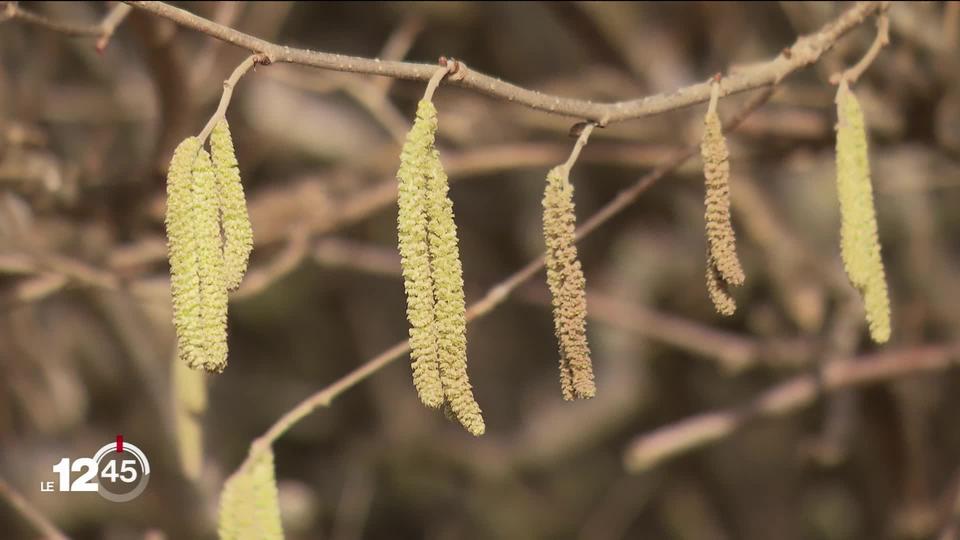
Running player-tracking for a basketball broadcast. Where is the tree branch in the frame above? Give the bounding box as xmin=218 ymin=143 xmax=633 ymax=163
xmin=623 ymin=343 xmax=960 ymax=473
xmin=0 ymin=476 xmax=69 ymax=540
xmin=123 ymin=0 xmax=887 ymax=124
xmin=3 ymin=1 xmax=131 ymax=51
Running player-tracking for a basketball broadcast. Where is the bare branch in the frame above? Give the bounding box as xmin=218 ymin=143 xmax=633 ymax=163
xmin=623 ymin=343 xmax=960 ymax=473
xmin=0 ymin=476 xmax=69 ymax=540
xmin=123 ymin=0 xmax=887 ymax=124
xmin=831 ymin=13 xmax=890 ymax=85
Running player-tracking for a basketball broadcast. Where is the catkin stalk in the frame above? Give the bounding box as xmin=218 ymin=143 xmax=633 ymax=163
xmin=210 ymin=120 xmax=254 ymax=291
xmin=543 ymin=166 xmax=596 ymax=400
xmin=835 ymin=81 xmax=891 ymax=343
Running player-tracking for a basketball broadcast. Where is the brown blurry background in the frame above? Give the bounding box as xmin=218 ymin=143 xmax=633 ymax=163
xmin=2 ymin=1 xmax=960 ymax=539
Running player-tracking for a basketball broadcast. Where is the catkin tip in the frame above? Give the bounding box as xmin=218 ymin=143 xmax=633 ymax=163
xmin=706 ymin=249 xmax=736 ymax=316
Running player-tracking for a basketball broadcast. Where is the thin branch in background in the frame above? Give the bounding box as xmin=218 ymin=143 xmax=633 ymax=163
xmin=94 ymin=3 xmax=132 ymax=52
xmin=623 ymin=343 xmax=960 ymax=473
xmin=124 ymin=1 xmax=887 ymax=124
xmin=0 ymin=476 xmax=70 ymax=540
xmin=2 ymin=1 xmax=131 ymax=51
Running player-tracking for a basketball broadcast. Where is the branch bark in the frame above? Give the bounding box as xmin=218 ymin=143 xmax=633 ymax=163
xmin=124 ymin=0 xmax=887 ymax=124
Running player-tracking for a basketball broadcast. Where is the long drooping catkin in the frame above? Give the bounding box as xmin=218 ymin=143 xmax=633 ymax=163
xmin=701 ymin=102 xmax=744 ymax=287
xmin=397 ymin=100 xmax=444 ymax=409
xmin=166 ymin=137 xmax=205 ymax=370
xmin=218 ymin=448 xmax=284 ymax=540
xmin=424 ymin=143 xmax=485 ymax=435
xmin=192 ymin=149 xmax=230 ymax=372
xmin=543 ymin=166 xmax=596 ymax=400
xmin=835 ymin=81 xmax=891 ymax=343
xmin=210 ymin=120 xmax=253 ymax=291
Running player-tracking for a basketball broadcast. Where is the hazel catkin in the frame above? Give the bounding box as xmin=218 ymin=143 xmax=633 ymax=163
xmin=397 ymin=100 xmax=444 ymax=409
xmin=166 ymin=137 xmax=205 ymax=370
xmin=210 ymin=119 xmax=254 ymax=291
xmin=701 ymin=105 xmax=745 ymax=288
xmin=543 ymin=166 xmax=596 ymax=400
xmin=835 ymin=81 xmax=891 ymax=343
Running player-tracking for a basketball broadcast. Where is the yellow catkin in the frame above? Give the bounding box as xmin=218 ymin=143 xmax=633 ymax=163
xmin=172 ymin=354 xmax=206 ymax=481
xmin=194 ymin=149 xmax=230 ymax=372
xmin=211 ymin=120 xmax=254 ymax=291
xmin=166 ymin=137 xmax=205 ymax=370
xmin=397 ymin=100 xmax=444 ymax=408
xmin=424 ymin=143 xmax=485 ymax=436
xmin=835 ymin=82 xmax=890 ymax=343
xmin=701 ymin=109 xmax=745 ymax=287
xmin=706 ymin=248 xmax=736 ymax=316
xmin=218 ymin=448 xmax=284 ymax=540
xmin=543 ymin=166 xmax=596 ymax=400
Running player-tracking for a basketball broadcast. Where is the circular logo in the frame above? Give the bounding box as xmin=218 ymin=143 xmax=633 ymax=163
xmin=91 ymin=441 xmax=151 ymax=502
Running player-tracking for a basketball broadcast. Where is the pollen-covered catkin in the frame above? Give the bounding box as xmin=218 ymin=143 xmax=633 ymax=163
xmin=397 ymin=100 xmax=443 ymax=408
xmin=543 ymin=166 xmax=596 ymax=400
xmin=835 ymin=81 xmax=890 ymax=343
xmin=705 ymin=248 xmax=736 ymax=316
xmin=166 ymin=137 xmax=205 ymax=370
xmin=194 ymin=149 xmax=230 ymax=372
xmin=424 ymin=144 xmax=484 ymax=435
xmin=210 ymin=120 xmax=253 ymax=291
xmin=701 ymin=107 xmax=744 ymax=287
xmin=218 ymin=448 xmax=284 ymax=540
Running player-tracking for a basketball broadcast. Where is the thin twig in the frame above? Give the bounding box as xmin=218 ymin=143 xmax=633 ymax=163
xmin=623 ymin=343 xmax=960 ymax=473
xmin=3 ymin=1 xmax=132 ymax=50
xmin=124 ymin=0 xmax=887 ymax=124
xmin=563 ymin=123 xmax=595 ymax=171
xmin=95 ymin=3 xmax=132 ymax=52
xmin=831 ymin=13 xmax=890 ymax=85
xmin=196 ymin=53 xmax=269 ymax=143
xmin=0 ymin=476 xmax=70 ymax=540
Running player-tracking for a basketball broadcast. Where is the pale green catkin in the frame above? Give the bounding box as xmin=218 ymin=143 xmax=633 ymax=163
xmin=218 ymin=448 xmax=284 ymax=540
xmin=397 ymin=100 xmax=444 ymax=409
xmin=166 ymin=137 xmax=205 ymax=370
xmin=701 ymin=109 xmax=745 ymax=287
xmin=835 ymin=82 xmax=891 ymax=343
xmin=211 ymin=120 xmax=254 ymax=291
xmin=424 ymin=143 xmax=485 ymax=435
xmin=194 ymin=149 xmax=230 ymax=372
xmin=543 ymin=166 xmax=596 ymax=400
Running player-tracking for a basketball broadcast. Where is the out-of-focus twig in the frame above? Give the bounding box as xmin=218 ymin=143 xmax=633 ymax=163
xmin=0 ymin=476 xmax=70 ymax=540
xmin=2 ymin=1 xmax=131 ymax=52
xmin=623 ymin=343 xmax=960 ymax=472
